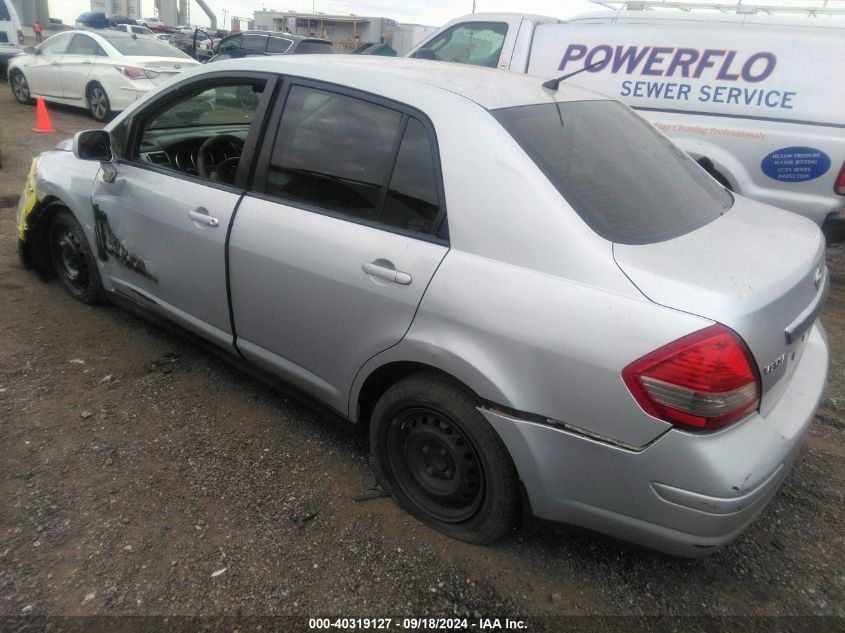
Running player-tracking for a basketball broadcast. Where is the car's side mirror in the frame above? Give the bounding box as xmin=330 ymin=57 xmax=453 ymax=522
xmin=73 ymin=129 xmax=119 ymax=183
xmin=73 ymin=129 xmax=113 ymax=161
xmin=411 ymin=48 xmax=435 ymax=60
xmin=24 ymin=46 xmax=36 ymax=54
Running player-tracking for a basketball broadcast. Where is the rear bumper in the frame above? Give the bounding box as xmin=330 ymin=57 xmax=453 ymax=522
xmin=482 ymin=321 xmax=828 ymax=557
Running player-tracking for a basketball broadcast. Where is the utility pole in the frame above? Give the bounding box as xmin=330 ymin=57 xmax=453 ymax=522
xmin=472 ymin=0 xmax=477 ymax=13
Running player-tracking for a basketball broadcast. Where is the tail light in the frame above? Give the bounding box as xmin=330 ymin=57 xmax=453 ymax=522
xmin=622 ymin=325 xmax=760 ymax=432
xmin=114 ymin=66 xmax=159 ymax=80
xmin=835 ymin=160 xmax=845 ymax=196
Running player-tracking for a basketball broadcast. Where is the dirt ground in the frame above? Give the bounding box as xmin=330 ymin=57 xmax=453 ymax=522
xmin=0 ymin=84 xmax=843 ymax=628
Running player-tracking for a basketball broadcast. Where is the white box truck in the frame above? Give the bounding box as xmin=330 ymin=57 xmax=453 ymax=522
xmin=408 ymin=1 xmax=845 ymax=242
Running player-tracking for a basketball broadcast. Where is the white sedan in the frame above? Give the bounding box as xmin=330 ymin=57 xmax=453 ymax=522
xmin=8 ymin=30 xmax=197 ymax=122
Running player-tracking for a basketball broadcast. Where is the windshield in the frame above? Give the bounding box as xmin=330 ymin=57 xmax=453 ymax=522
xmin=492 ymin=100 xmax=732 ymax=245
xmin=101 ymin=34 xmax=190 ymax=58
xmin=295 ymin=40 xmax=334 ymax=54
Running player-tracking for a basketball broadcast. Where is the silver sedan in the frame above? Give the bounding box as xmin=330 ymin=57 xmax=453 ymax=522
xmin=16 ymin=56 xmax=829 ymax=556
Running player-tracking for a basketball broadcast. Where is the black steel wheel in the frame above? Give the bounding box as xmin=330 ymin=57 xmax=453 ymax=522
xmin=370 ymin=374 xmax=519 ymax=544
xmin=10 ymin=70 xmax=32 ymax=104
xmin=48 ymin=210 xmax=102 ymax=304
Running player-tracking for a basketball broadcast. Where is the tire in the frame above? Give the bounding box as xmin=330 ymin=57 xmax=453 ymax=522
xmin=370 ymin=374 xmax=519 ymax=544
xmin=87 ymin=83 xmax=111 ymax=123
xmin=48 ymin=210 xmax=102 ymax=304
xmin=10 ymin=70 xmax=33 ymax=105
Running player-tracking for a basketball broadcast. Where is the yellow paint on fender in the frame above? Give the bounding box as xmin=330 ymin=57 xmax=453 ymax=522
xmin=17 ymin=160 xmax=39 ymax=241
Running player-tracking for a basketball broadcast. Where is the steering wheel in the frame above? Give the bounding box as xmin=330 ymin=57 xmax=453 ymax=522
xmin=197 ymin=134 xmax=244 ymax=183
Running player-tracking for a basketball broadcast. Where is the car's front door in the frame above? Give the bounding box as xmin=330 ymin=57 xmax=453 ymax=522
xmin=26 ymin=31 xmax=72 ymax=97
xmin=60 ymin=33 xmax=105 ymax=100
xmin=90 ymin=74 xmax=275 ymax=350
xmin=229 ymin=83 xmax=449 ymax=414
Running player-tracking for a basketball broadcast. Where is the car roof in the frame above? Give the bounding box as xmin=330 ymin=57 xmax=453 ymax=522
xmin=197 ymin=56 xmax=609 ymax=110
xmin=231 ymin=30 xmax=331 ymax=43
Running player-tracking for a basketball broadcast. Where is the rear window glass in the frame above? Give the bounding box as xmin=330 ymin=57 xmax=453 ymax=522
xmin=294 ymin=40 xmax=334 ymax=54
xmin=268 ymin=36 xmax=292 ymax=53
xmin=492 ymin=100 xmax=732 ymax=244
xmin=101 ymin=33 xmax=191 ymax=58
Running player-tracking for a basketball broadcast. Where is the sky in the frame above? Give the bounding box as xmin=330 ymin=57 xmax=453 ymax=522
xmin=53 ymin=0 xmax=603 ymax=29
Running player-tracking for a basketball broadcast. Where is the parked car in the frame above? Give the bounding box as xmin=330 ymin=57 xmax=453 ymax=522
xmin=168 ymin=28 xmax=213 ymax=57
xmin=0 ymin=0 xmax=23 ymax=76
xmin=15 ymin=57 xmax=829 ymax=557
xmin=136 ymin=17 xmax=167 ymax=32
xmin=207 ymin=31 xmax=333 ymax=62
xmin=8 ymin=30 xmax=198 ymax=121
xmin=74 ymin=12 xmax=109 ymax=29
xmin=113 ymin=23 xmax=155 ymax=37
xmin=408 ymin=6 xmax=845 ymax=243
xmin=107 ymin=15 xmax=136 ymax=27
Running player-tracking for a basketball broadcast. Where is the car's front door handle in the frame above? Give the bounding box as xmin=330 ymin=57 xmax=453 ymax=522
xmin=189 ymin=208 xmax=219 ymax=227
xmin=362 ymin=260 xmax=412 ymax=285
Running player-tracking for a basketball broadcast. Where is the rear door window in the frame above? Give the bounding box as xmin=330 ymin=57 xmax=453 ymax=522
xmin=423 ymin=22 xmax=508 ymax=68
xmin=0 ymin=1 xmax=10 ymax=21
xmin=268 ymin=36 xmax=292 ymax=53
xmin=67 ymin=34 xmax=107 ymax=56
xmin=294 ymin=40 xmax=334 ymax=54
xmin=266 ymin=85 xmax=401 ymax=222
xmin=493 ymin=100 xmax=732 ymax=244
xmin=381 ymin=118 xmax=441 ymax=234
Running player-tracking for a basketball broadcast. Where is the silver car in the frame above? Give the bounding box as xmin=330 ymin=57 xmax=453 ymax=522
xmin=16 ymin=57 xmax=829 ymax=556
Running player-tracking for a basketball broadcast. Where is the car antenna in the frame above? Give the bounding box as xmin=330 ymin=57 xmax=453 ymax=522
xmin=542 ymin=58 xmax=608 ymax=90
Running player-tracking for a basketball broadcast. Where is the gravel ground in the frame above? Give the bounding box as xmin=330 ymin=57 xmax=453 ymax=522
xmin=0 ymin=80 xmax=843 ymax=629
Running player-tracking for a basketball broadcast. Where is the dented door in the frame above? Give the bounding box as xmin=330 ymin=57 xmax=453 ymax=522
xmin=91 ymin=167 xmax=241 ymax=350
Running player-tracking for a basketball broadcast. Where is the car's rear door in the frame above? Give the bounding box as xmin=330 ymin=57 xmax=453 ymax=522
xmin=229 ymin=81 xmax=449 ymax=414
xmin=59 ymin=33 xmax=104 ymax=100
xmin=90 ymin=73 xmax=276 ymax=351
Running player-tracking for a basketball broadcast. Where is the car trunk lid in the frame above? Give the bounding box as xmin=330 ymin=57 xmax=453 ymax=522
xmin=125 ymin=56 xmax=198 ymax=85
xmin=613 ymin=197 xmax=828 ymax=415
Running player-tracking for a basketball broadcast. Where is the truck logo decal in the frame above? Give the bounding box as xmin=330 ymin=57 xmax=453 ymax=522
xmin=760 ymin=147 xmax=831 ymax=183
xmin=556 ymin=44 xmax=796 ymax=112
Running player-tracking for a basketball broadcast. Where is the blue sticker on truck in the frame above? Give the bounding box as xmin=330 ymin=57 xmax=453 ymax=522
xmin=760 ymin=147 xmax=831 ymax=182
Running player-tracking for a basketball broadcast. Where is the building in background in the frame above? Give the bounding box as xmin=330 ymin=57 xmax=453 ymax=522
xmin=9 ymin=0 xmax=49 ymax=26
xmin=89 ymin=0 xmax=141 ymax=20
xmin=253 ymin=11 xmax=435 ymax=54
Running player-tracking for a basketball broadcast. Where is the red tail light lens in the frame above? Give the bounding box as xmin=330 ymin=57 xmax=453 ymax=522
xmin=835 ymin=161 xmax=845 ymax=196
xmin=623 ymin=325 xmax=760 ymax=432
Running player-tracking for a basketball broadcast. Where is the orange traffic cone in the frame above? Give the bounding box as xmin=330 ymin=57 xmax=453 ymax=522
xmin=31 ymin=97 xmax=55 ymax=133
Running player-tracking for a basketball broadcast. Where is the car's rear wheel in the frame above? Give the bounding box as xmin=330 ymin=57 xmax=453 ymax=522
xmin=370 ymin=374 xmax=519 ymax=544
xmin=87 ymin=83 xmax=111 ymax=122
xmin=10 ymin=70 xmax=32 ymax=104
xmin=48 ymin=210 xmax=102 ymax=304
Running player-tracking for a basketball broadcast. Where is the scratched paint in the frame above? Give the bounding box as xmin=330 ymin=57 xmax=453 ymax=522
xmin=93 ymin=205 xmax=157 ymax=282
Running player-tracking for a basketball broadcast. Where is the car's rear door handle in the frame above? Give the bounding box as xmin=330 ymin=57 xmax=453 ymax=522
xmin=189 ymin=208 xmax=219 ymax=227
xmin=362 ymin=260 xmax=412 ymax=285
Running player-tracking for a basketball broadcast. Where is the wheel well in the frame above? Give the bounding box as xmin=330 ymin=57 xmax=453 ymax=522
xmin=25 ymin=198 xmax=67 ymax=281
xmin=85 ymin=80 xmax=103 ymax=97
xmin=355 ymin=361 xmax=476 ymax=433
xmin=696 ymin=156 xmax=733 ymax=190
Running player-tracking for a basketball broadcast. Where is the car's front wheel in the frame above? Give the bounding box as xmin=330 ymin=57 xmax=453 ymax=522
xmin=87 ymin=82 xmax=111 ymax=122
xmin=370 ymin=374 xmax=519 ymax=544
xmin=48 ymin=210 xmax=102 ymax=304
xmin=10 ymin=70 xmax=33 ymax=104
